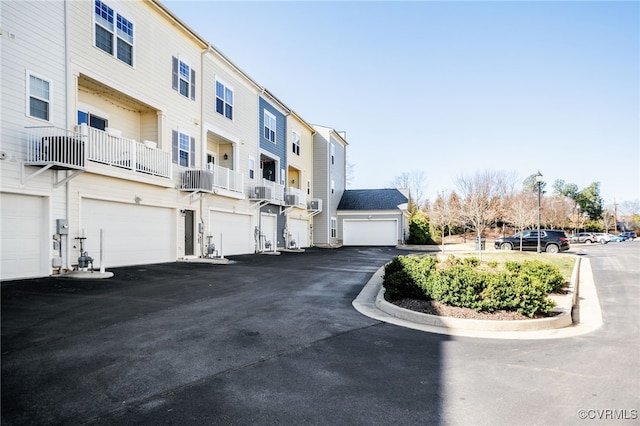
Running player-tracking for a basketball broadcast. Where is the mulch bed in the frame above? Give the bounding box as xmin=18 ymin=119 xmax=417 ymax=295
xmin=391 ymin=297 xmax=559 ymax=320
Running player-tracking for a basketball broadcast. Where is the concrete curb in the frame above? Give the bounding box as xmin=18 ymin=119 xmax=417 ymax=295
xmin=353 ymin=255 xmax=603 ymax=340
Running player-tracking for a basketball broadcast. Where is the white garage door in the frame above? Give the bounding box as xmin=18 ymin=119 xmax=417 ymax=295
xmin=209 ymin=211 xmax=253 ymax=256
xmin=260 ymin=213 xmax=277 ymax=251
xmin=82 ymin=199 xmax=175 ymax=268
xmin=288 ymin=218 xmax=308 ymax=248
xmin=343 ymin=219 xmax=398 ymax=246
xmin=1 ymin=193 xmax=48 ymax=280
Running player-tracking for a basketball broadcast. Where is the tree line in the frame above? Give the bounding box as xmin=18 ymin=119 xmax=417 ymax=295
xmin=393 ymin=170 xmax=639 ymax=245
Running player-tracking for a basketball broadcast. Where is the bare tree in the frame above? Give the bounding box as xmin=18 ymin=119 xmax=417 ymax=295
xmin=502 ymin=191 xmax=538 ymax=250
xmin=455 ymin=170 xmax=511 ymax=239
xmin=390 ymin=170 xmax=427 ymax=209
xmin=543 ymin=194 xmax=574 ymax=230
xmin=428 ymin=191 xmax=460 ymax=252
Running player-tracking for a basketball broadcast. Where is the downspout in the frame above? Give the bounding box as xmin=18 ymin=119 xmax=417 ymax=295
xmin=199 ymin=45 xmax=209 ymax=258
xmin=64 ymin=0 xmax=72 ymax=271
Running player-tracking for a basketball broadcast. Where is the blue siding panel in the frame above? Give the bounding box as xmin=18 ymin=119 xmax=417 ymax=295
xmin=259 ymin=97 xmax=286 ymax=161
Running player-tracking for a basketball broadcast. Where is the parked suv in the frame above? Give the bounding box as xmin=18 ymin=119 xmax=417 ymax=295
xmin=494 ymin=229 xmax=570 ymax=253
xmin=619 ymin=232 xmax=636 ymax=240
xmin=570 ymin=232 xmax=597 ymax=244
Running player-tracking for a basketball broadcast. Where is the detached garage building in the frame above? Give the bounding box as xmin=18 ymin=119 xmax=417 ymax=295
xmin=337 ymin=189 xmax=409 ymax=246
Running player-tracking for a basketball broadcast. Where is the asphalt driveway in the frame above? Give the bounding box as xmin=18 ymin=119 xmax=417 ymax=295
xmin=2 ymin=245 xmax=639 ymax=425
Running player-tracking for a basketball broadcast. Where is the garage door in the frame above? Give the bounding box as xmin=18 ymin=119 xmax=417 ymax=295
xmin=343 ymin=219 xmax=398 ymax=246
xmin=288 ymin=218 xmax=308 ymax=248
xmin=260 ymin=213 xmax=277 ymax=251
xmin=82 ymin=199 xmax=175 ymax=268
xmin=1 ymin=193 xmax=48 ymax=280
xmin=209 ymin=211 xmax=253 ymax=256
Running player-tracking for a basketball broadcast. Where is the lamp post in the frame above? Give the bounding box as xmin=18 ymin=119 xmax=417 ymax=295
xmin=536 ymin=171 xmax=543 ymax=253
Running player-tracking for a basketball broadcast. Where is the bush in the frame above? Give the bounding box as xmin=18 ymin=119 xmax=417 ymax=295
xmin=407 ymin=211 xmax=432 ymax=245
xmin=383 ymin=256 xmax=432 ymax=301
xmin=382 ymin=254 xmax=562 ymax=317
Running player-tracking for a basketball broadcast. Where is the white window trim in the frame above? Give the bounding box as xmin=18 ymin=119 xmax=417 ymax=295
xmin=292 ymin=130 xmax=301 ymax=156
xmin=215 ymin=78 xmax=234 ymax=120
xmin=25 ymin=70 xmax=52 ymax=123
xmin=93 ymin=0 xmax=135 ymax=67
xmin=330 ymin=217 xmax=337 ymax=238
xmin=178 ymin=131 xmax=191 ymax=167
xmin=264 ymin=110 xmax=276 ymax=143
xmin=179 ymin=60 xmax=191 ymax=97
xmin=249 ymin=156 xmax=255 ymax=180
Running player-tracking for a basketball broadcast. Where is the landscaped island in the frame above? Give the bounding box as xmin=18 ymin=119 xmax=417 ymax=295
xmin=383 ymin=252 xmax=576 ymax=319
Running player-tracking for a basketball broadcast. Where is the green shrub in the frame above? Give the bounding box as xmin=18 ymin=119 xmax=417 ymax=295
xmin=407 ymin=211 xmax=432 ymax=245
xmin=487 ymin=261 xmax=498 ymax=269
xmin=517 ymin=260 xmax=566 ymax=293
xmin=382 ymin=254 xmax=561 ymax=317
xmin=383 ymin=256 xmax=432 ymax=301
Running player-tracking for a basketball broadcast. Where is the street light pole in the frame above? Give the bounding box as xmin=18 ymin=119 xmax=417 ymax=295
xmin=536 ymin=171 xmax=543 ymax=253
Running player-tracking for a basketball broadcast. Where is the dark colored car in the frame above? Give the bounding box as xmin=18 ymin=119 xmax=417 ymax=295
xmin=570 ymin=232 xmax=597 ymax=244
xmin=494 ymin=229 xmax=570 ymax=254
xmin=620 ymin=232 xmax=637 ymax=240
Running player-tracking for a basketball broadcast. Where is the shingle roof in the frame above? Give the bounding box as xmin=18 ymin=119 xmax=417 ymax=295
xmin=337 ymin=189 xmax=408 ymax=211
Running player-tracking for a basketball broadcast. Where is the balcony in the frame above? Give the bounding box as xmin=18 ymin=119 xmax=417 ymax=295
xmin=81 ymin=125 xmax=171 ymax=178
xmin=25 ymin=126 xmax=87 ymax=169
xmin=24 ymin=125 xmax=171 ymax=179
xmin=285 ymin=187 xmax=307 ymax=208
xmin=250 ymin=179 xmax=285 ymax=203
xmin=181 ymin=163 xmax=244 ymax=194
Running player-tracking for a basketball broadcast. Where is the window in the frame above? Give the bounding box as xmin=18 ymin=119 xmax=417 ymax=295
xmin=215 ymin=81 xmax=233 ymax=119
xmin=263 ymin=111 xmax=276 ymax=143
xmin=331 ymin=179 xmax=335 ymax=195
xmin=307 ymin=180 xmax=311 ymax=195
xmin=172 ymin=130 xmax=194 ymax=167
xmin=172 ymin=56 xmax=196 ymax=100
xmin=28 ymin=73 xmax=50 ymax=121
xmin=94 ymin=0 xmax=133 ymax=66
xmin=77 ymin=110 xmax=108 ymax=131
xmin=179 ymin=133 xmax=190 ymax=167
xmin=249 ymin=157 xmax=255 ymax=179
xmin=330 ymin=143 xmax=335 ymax=165
xmin=207 ymin=153 xmax=215 ymax=167
xmin=292 ymin=131 xmax=300 ymax=156
xmin=330 ymin=218 xmax=337 ymax=238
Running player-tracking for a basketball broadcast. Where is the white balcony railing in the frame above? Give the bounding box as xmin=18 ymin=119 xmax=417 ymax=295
xmin=181 ymin=164 xmax=244 ymax=194
xmin=250 ymin=179 xmax=285 ymax=202
xmin=78 ymin=125 xmax=171 ymax=178
xmin=25 ymin=126 xmax=86 ymax=168
xmin=210 ymin=163 xmax=244 ymax=193
xmin=285 ymin=187 xmax=307 ymax=207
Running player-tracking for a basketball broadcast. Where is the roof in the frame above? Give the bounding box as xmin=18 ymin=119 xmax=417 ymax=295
xmin=337 ymin=189 xmax=408 ymax=211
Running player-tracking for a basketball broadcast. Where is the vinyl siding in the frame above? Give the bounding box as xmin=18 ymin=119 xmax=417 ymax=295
xmin=259 ymin=97 xmax=286 ymax=160
xmin=1 ymin=0 xmax=67 ymax=190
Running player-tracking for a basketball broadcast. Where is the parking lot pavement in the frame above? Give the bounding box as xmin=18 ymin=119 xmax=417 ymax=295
xmin=1 ymin=247 xmax=410 ymax=424
xmin=2 ymin=244 xmax=638 ymax=425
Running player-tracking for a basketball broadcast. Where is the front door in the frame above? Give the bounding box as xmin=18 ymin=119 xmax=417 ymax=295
xmin=184 ymin=210 xmax=194 ymax=256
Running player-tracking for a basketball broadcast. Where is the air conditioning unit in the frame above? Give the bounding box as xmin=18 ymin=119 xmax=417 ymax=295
xmin=284 ymin=194 xmax=299 ymax=206
xmin=182 ymin=169 xmax=214 ymax=192
xmin=308 ymin=198 xmax=322 ymax=211
xmin=252 ymin=186 xmax=272 ymax=199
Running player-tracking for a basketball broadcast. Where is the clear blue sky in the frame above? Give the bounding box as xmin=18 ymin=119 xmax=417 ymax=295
xmin=164 ymin=0 xmax=639 ymax=209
